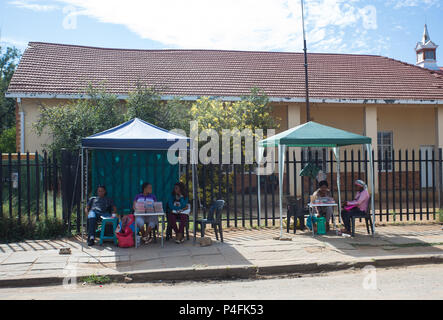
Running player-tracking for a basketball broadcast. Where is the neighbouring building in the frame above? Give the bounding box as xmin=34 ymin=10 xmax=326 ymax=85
xmin=415 ymin=24 xmax=440 ymax=71
xmin=5 ymin=26 xmax=443 ymax=196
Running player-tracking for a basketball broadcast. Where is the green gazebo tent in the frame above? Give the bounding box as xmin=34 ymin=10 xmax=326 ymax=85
xmin=257 ymin=121 xmax=375 ymax=238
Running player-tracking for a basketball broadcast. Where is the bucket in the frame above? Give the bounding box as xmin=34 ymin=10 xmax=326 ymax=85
xmin=316 ymin=217 xmax=326 ymax=235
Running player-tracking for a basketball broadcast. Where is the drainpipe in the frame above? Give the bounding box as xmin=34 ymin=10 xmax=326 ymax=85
xmin=17 ymin=98 xmax=25 ymax=153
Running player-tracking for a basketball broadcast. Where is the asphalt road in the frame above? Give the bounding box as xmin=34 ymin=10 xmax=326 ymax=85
xmin=0 ymin=264 xmax=442 ymax=300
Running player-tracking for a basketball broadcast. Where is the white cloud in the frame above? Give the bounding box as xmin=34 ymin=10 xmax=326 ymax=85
xmin=8 ymin=0 xmax=59 ymax=11
xmin=0 ymin=37 xmax=28 ymax=50
xmin=388 ymin=0 xmax=440 ymax=9
xmin=10 ymin=0 xmax=384 ymax=54
xmin=53 ymin=0 xmax=380 ymax=53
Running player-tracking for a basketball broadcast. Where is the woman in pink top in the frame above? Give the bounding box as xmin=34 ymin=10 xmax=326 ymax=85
xmin=340 ymin=180 xmax=370 ymax=234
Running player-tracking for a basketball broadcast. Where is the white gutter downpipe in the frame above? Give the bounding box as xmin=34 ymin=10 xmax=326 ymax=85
xmin=18 ymin=98 xmax=25 ymax=153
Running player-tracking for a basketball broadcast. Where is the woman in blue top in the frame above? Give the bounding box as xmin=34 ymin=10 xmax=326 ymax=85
xmin=168 ymin=182 xmax=190 ymax=244
xmin=133 ymin=182 xmax=158 ymax=244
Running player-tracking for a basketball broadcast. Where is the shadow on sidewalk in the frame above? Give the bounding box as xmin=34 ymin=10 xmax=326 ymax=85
xmin=291 ymin=224 xmax=443 ymax=259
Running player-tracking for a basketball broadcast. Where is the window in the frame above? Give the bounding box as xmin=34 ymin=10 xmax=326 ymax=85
xmin=417 ymin=52 xmax=424 ymax=62
xmin=302 ymin=147 xmax=328 ymax=173
xmin=424 ymin=50 xmax=435 ymax=60
xmin=377 ymin=131 xmax=393 ymax=171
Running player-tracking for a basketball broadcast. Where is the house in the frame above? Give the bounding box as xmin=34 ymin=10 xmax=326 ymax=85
xmin=5 ymin=26 xmax=443 ymax=195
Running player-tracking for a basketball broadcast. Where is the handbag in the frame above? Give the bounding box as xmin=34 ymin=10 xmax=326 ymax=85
xmin=116 ymin=214 xmax=136 ymax=248
xmin=344 ymin=204 xmax=357 ymax=211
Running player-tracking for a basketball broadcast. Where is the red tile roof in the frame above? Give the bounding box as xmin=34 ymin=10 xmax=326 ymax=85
xmin=6 ymin=41 xmax=443 ymax=101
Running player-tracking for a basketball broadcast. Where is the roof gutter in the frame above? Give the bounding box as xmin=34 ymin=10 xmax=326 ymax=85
xmin=5 ymin=92 xmax=443 ymax=105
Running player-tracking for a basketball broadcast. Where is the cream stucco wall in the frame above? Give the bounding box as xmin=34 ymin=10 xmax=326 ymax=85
xmin=18 ymin=98 xmax=439 ymax=158
xmin=278 ymin=102 xmax=436 ymax=152
xmin=20 ymin=98 xmax=70 ymax=153
xmin=377 ymin=105 xmax=436 ymax=151
xmin=270 ymin=103 xmax=288 ymax=133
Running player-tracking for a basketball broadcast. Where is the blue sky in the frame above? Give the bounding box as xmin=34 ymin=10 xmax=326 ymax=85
xmin=0 ymin=0 xmax=442 ymax=66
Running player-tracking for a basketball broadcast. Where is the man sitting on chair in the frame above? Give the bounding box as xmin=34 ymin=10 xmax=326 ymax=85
xmin=340 ymin=180 xmax=370 ymax=235
xmin=85 ymin=185 xmax=117 ymax=246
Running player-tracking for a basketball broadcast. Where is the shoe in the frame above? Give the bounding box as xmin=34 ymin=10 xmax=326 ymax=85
xmin=87 ymin=237 xmax=95 ymax=246
xmin=175 ymin=233 xmax=183 ymax=244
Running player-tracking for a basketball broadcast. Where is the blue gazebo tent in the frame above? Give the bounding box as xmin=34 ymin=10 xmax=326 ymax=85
xmin=80 ymin=118 xmax=197 ymax=242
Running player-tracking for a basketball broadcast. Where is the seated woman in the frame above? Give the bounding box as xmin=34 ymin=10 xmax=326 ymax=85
xmin=340 ymin=179 xmax=370 ymax=235
xmin=133 ymin=182 xmax=158 ymax=244
xmin=310 ymin=180 xmax=333 ymax=232
xmin=168 ymin=182 xmax=190 ymax=244
xmin=85 ymin=185 xmax=117 ymax=246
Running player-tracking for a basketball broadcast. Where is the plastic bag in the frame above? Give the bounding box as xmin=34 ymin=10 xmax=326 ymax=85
xmin=306 ymin=215 xmax=317 ymax=231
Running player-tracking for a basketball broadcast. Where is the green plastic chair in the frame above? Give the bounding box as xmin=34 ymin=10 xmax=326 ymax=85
xmin=99 ymin=217 xmax=119 ymax=245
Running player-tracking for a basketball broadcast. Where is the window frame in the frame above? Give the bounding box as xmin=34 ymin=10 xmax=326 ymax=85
xmin=377 ymin=131 xmax=394 ymax=172
xmin=424 ymin=50 xmax=435 ymax=60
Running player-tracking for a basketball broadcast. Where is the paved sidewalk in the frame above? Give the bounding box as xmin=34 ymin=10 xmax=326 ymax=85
xmin=0 ymin=223 xmax=442 ymax=287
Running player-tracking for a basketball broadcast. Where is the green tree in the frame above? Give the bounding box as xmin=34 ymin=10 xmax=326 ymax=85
xmin=0 ymin=126 xmax=16 ymax=152
xmin=189 ymin=87 xmax=279 ymax=158
xmin=0 ymin=46 xmax=21 ymax=133
xmin=188 ymin=88 xmax=280 ymax=204
xmin=125 ymin=83 xmax=190 ymax=132
xmin=34 ymin=85 xmax=125 ymax=153
xmin=34 ymin=84 xmax=191 ymax=153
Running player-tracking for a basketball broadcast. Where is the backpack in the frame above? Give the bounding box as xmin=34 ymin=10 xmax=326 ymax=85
xmin=116 ymin=214 xmax=136 ymax=248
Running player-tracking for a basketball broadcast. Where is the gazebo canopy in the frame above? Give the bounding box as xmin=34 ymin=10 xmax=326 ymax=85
xmin=257 ymin=121 xmax=375 ymax=239
xmin=258 ymin=121 xmax=371 ymax=148
xmin=81 ymin=117 xmax=189 ymax=150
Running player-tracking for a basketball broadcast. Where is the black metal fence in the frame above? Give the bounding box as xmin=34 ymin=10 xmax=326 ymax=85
xmin=180 ymin=148 xmax=442 ymax=227
xmin=1 ymin=150 xmax=81 ymax=234
xmin=1 ymin=148 xmax=442 ymax=235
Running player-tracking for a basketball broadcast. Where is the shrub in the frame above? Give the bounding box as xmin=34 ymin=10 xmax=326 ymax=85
xmin=0 ymin=216 xmax=66 ymax=243
xmin=81 ymin=274 xmax=112 ymax=285
xmin=0 ymin=126 xmax=16 ymax=152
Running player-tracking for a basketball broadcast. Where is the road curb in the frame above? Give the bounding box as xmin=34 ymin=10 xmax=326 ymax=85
xmin=1 ymin=254 xmax=442 ymax=288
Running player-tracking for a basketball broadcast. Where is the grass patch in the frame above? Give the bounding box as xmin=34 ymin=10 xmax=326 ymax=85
xmin=2 ymin=193 xmax=64 ymax=220
xmin=81 ymin=274 xmax=112 ymax=285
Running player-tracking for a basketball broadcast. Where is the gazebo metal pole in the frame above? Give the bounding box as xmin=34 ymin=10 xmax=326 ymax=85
xmin=335 ymin=147 xmax=342 ymax=224
xmin=81 ymin=147 xmax=84 ymax=247
xmin=367 ymin=144 xmax=376 ymax=236
xmin=191 ymin=141 xmax=197 ymax=244
xmin=256 ymin=144 xmax=265 ymax=227
xmin=278 ymin=144 xmax=286 ymax=239
xmin=85 ymin=148 xmax=89 ymax=242
xmin=257 ymin=169 xmax=261 ymax=226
